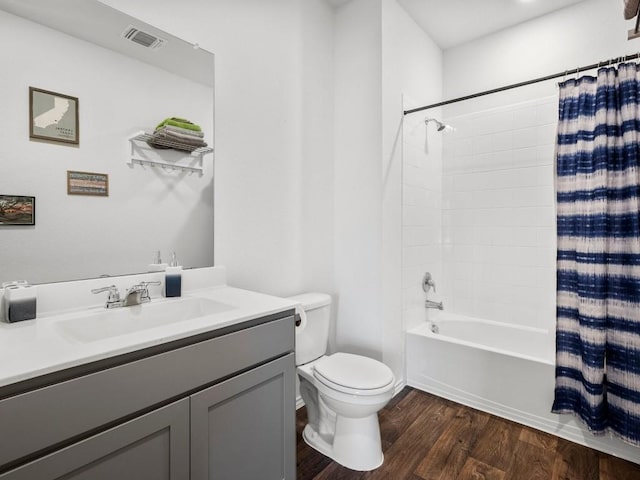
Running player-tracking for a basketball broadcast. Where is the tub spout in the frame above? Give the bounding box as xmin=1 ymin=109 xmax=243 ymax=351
xmin=425 ymin=299 xmax=443 ymax=310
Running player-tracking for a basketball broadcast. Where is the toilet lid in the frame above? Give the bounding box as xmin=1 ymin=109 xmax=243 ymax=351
xmin=313 ymin=353 xmax=394 ymax=392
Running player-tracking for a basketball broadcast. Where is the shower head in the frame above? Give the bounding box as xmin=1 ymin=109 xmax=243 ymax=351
xmin=425 ymin=117 xmax=453 ymax=132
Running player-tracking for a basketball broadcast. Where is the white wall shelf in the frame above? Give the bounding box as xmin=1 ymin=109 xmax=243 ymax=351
xmin=127 ymin=131 xmax=214 ymax=176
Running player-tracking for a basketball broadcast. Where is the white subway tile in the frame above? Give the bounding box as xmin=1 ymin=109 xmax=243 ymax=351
xmin=512 ymin=146 xmax=538 ymax=167
xmin=535 ymin=100 xmax=558 ymax=125
xmin=536 ymin=144 xmax=555 ymax=164
xmin=472 ymin=135 xmax=493 ymax=155
xmin=511 ymin=227 xmax=538 ymax=247
xmin=403 ymin=226 xmax=431 ymax=247
xmin=536 ymin=124 xmax=556 ymax=146
xmin=492 ymin=226 xmax=516 ymax=246
xmin=512 ymin=246 xmax=540 ymax=266
xmin=513 ymin=127 xmax=538 ymax=149
xmin=535 ymin=226 xmax=556 ymax=248
xmin=403 ymin=245 xmax=429 ymax=267
xmin=491 ymin=131 xmax=514 ymax=151
xmin=403 ymin=206 xmax=427 ymax=226
xmin=534 ymin=247 xmax=557 ymax=267
xmin=455 ymin=138 xmax=473 ymax=156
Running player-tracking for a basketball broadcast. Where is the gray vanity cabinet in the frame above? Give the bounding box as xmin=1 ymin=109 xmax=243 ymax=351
xmin=191 ymin=353 xmax=295 ymax=480
xmin=0 ymin=398 xmax=190 ymax=480
xmin=0 ymin=312 xmax=296 ymax=480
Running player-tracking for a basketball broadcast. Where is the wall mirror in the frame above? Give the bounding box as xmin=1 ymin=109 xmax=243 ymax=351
xmin=0 ymin=0 xmax=215 ymax=285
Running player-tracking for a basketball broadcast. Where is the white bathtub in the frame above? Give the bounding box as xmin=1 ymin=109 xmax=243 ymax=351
xmin=406 ymin=312 xmax=640 ymax=464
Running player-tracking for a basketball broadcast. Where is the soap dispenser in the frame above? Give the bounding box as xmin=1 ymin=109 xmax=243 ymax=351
xmin=148 ymin=250 xmax=168 ymax=272
xmin=165 ymin=252 xmax=182 ymax=297
xmin=2 ymin=281 xmax=37 ymax=323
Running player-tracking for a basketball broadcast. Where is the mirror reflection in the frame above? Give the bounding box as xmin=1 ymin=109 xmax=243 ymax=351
xmin=0 ymin=0 xmax=215 ymax=285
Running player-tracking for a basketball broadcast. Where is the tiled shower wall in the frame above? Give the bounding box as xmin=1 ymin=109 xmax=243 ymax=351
xmin=440 ymin=91 xmax=558 ymax=332
xmin=402 ymin=110 xmax=443 ymax=332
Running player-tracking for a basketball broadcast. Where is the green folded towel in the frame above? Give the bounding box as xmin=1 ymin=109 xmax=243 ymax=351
xmin=155 ymin=117 xmax=201 ymax=132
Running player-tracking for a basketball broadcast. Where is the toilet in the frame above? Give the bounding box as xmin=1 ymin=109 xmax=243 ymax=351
xmin=289 ymin=293 xmax=395 ymax=471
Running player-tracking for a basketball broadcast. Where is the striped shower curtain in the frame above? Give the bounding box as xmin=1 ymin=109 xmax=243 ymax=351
xmin=552 ymin=62 xmax=640 ymax=446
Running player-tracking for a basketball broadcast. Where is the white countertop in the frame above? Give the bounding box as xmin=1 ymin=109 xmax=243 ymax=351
xmin=0 ymin=270 xmax=297 ymax=389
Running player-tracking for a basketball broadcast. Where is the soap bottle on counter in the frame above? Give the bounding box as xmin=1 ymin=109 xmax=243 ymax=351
xmin=148 ymin=250 xmax=168 ymax=272
xmin=2 ymin=280 xmax=37 ymax=323
xmin=165 ymin=252 xmax=182 ymax=297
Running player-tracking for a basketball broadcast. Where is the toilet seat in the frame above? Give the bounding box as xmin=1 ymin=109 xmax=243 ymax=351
xmin=313 ymin=353 xmax=394 ymax=396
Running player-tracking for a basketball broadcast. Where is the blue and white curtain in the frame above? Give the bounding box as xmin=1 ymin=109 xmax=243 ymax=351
xmin=552 ymin=62 xmax=640 ymax=446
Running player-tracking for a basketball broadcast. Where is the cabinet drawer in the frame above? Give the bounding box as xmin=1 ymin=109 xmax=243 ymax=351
xmin=0 ymin=315 xmax=294 ymax=469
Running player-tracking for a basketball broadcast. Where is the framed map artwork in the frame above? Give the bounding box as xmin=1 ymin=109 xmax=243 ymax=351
xmin=29 ymin=87 xmax=79 ymax=145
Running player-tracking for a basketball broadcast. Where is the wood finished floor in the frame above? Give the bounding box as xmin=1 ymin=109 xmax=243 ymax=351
xmin=296 ymin=388 xmax=640 ymax=480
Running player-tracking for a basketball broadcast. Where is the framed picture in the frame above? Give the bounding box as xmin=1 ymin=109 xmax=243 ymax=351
xmin=67 ymin=171 xmax=109 ymax=197
xmin=29 ymin=87 xmax=79 ymax=145
xmin=0 ymin=195 xmax=35 ymax=226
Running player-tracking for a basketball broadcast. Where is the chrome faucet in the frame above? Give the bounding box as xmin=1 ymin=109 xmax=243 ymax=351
xmin=92 ymin=281 xmax=161 ymax=309
xmin=425 ymin=299 xmax=444 ymax=310
xmin=123 ymin=281 xmax=161 ymax=307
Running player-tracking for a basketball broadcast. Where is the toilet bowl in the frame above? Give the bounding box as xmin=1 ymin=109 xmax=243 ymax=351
xmin=289 ymin=293 xmax=395 ymax=471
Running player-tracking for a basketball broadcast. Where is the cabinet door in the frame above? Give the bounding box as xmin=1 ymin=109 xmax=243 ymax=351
xmin=191 ymin=353 xmax=296 ymax=480
xmin=0 ymin=398 xmax=189 ymax=480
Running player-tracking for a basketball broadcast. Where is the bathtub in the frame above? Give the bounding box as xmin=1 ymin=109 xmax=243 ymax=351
xmin=406 ymin=312 xmax=640 ymax=464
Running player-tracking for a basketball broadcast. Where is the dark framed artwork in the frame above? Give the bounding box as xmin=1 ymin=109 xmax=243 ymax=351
xmin=0 ymin=195 xmax=35 ymax=226
xmin=29 ymin=87 xmax=79 ymax=145
xmin=67 ymin=171 xmax=109 ymax=196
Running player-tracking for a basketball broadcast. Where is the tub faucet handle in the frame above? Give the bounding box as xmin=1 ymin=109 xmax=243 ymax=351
xmin=422 ymin=272 xmax=436 ymax=293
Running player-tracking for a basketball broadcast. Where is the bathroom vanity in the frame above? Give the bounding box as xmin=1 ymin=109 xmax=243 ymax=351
xmin=0 ymin=268 xmax=296 ymax=480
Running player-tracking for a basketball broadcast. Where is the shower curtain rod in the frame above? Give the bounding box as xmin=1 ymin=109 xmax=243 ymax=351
xmin=403 ymin=52 xmax=640 ymax=116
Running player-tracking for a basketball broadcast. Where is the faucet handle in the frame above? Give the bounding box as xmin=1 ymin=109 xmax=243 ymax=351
xmin=135 ymin=281 xmax=161 ymax=302
xmin=91 ymin=285 xmax=120 ymax=300
xmin=91 ymin=285 xmax=121 ymax=308
xmin=422 ymin=272 xmax=436 ymax=293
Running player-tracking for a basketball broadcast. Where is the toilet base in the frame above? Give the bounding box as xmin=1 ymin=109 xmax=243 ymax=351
xmin=302 ymin=414 xmax=384 ymax=471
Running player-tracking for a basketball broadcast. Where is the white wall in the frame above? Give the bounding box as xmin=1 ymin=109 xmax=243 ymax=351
xmin=0 ymin=9 xmax=213 ymax=284
xmin=300 ymin=1 xmax=336 ymax=296
xmin=333 ymin=0 xmax=384 ymax=359
xmin=444 ymin=0 xmax=637 ymax=99
xmin=331 ymin=0 xmax=442 ymax=384
xmin=382 ymin=0 xmax=442 ymax=380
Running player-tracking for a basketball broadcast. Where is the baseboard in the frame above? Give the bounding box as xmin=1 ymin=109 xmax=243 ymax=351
xmin=393 ymin=379 xmax=407 ymax=397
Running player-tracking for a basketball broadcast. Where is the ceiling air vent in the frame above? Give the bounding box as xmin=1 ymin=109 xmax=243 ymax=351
xmin=122 ymin=25 xmax=166 ymax=50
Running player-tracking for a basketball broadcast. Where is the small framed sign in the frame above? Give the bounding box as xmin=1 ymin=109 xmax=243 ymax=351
xmin=67 ymin=171 xmax=109 ymax=197
xmin=29 ymin=87 xmax=79 ymax=145
xmin=0 ymin=195 xmax=35 ymax=226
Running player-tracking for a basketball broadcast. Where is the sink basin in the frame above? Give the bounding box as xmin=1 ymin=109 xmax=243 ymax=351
xmin=55 ymin=297 xmax=235 ymax=343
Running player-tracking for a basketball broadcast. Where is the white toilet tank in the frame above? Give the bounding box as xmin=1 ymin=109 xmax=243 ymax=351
xmin=288 ymin=293 xmax=331 ymax=366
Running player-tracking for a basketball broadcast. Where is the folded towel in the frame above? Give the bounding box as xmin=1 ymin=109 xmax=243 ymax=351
xmin=155 ymin=129 xmax=207 ymax=144
xmin=155 ymin=124 xmax=205 ymax=138
xmin=154 ymin=130 xmax=208 ymax=147
xmin=155 ymin=117 xmax=202 ymax=132
xmin=625 ymin=0 xmax=640 ymax=19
